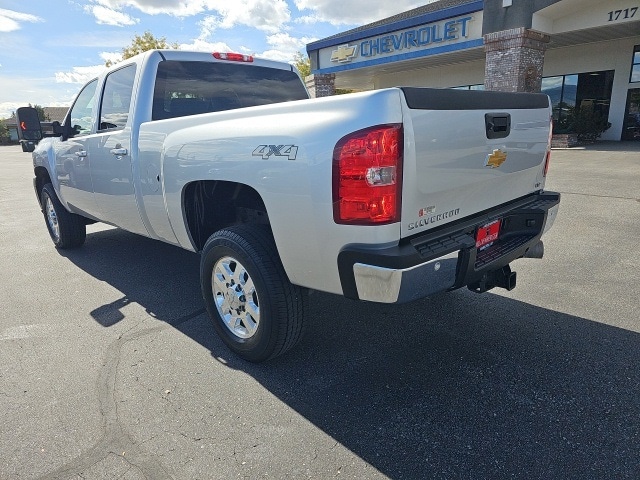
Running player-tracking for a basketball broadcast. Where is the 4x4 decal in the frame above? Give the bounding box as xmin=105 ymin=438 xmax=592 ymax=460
xmin=252 ymin=144 xmax=298 ymax=160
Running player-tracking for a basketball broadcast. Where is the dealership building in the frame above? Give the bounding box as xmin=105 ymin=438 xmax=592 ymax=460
xmin=306 ymin=0 xmax=640 ymax=142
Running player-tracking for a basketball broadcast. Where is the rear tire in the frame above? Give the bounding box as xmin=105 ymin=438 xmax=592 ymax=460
xmin=41 ymin=183 xmax=86 ymax=249
xmin=200 ymin=225 xmax=307 ymax=362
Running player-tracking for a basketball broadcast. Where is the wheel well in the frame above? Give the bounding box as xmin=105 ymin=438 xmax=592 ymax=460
xmin=34 ymin=166 xmax=52 ymax=208
xmin=183 ymin=180 xmax=270 ymax=252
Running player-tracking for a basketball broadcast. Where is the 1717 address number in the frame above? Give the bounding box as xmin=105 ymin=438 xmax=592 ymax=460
xmin=607 ymin=7 xmax=637 ymax=21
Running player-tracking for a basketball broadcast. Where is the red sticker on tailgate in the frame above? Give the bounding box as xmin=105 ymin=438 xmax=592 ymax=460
xmin=476 ymin=219 xmax=501 ymax=249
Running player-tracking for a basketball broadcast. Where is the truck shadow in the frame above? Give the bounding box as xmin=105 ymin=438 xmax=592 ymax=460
xmin=60 ymin=227 xmax=640 ymax=478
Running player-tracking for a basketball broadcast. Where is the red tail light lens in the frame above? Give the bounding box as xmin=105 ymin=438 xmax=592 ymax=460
xmin=333 ymin=124 xmax=403 ymax=225
xmin=213 ymin=52 xmax=254 ymax=62
xmin=544 ymin=118 xmax=552 ymax=177
xmin=543 ymin=150 xmax=551 ymax=176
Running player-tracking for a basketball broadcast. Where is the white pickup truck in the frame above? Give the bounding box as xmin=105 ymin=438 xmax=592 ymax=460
xmin=23 ymin=49 xmax=559 ymax=362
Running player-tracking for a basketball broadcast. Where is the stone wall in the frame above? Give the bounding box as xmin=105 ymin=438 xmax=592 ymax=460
xmin=305 ymin=74 xmax=335 ymax=98
xmin=551 ymin=133 xmax=580 ymax=148
xmin=484 ymin=28 xmax=550 ymax=93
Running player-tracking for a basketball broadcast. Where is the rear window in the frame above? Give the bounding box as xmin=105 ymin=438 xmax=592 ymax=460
xmin=152 ymin=60 xmax=308 ymax=120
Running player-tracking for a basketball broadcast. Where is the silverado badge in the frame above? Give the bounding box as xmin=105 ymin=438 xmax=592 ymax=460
xmin=485 ymin=149 xmax=507 ymax=168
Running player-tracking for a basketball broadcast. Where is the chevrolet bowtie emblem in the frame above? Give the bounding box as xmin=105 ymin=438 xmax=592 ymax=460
xmin=485 ymin=149 xmax=507 ymax=168
xmin=330 ymin=44 xmax=357 ymax=63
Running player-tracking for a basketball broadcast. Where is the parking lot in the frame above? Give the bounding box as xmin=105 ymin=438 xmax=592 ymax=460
xmin=1 ymin=142 xmax=639 ymax=479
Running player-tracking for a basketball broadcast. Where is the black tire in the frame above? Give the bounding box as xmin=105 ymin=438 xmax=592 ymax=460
xmin=200 ymin=225 xmax=307 ymax=362
xmin=41 ymin=183 xmax=86 ymax=249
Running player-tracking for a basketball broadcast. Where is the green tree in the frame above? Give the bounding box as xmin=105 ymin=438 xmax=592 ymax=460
xmin=0 ymin=119 xmax=10 ymax=144
xmin=293 ymin=52 xmax=310 ymax=78
xmin=107 ymin=31 xmax=178 ymax=67
xmin=29 ymin=104 xmax=49 ymax=121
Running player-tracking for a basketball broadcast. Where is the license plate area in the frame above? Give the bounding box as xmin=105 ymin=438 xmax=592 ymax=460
xmin=475 ymin=219 xmax=501 ymax=250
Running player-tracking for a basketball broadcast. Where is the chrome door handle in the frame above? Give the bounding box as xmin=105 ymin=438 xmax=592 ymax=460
xmin=110 ymin=148 xmax=128 ymax=156
xmin=75 ymin=151 xmax=87 ymax=157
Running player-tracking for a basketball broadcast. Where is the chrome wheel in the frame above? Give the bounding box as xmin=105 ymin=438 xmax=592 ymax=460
xmin=45 ymin=196 xmax=60 ymax=242
xmin=201 ymin=225 xmax=307 ymax=362
xmin=40 ymin=183 xmax=86 ymax=249
xmin=212 ymin=256 xmax=260 ymax=339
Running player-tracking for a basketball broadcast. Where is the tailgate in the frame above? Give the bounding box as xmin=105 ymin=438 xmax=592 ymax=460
xmin=399 ymin=87 xmax=551 ymax=239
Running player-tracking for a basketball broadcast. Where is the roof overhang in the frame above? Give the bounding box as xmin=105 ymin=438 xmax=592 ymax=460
xmin=329 ymin=42 xmax=485 ymax=90
xmin=534 ymin=0 xmax=640 ymax=46
xmin=307 ymin=1 xmax=484 ymax=90
xmin=309 ymin=0 xmax=640 ymax=91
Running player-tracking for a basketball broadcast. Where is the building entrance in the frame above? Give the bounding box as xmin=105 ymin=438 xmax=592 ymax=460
xmin=622 ymin=89 xmax=640 ymax=141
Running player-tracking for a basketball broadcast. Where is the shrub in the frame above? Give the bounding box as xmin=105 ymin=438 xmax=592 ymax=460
xmin=565 ymin=105 xmax=611 ymax=142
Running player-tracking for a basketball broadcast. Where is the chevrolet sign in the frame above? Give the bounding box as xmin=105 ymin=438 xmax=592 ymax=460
xmin=323 ymin=14 xmax=478 ymax=67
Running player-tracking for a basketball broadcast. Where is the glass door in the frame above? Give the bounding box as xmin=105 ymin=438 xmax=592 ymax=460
xmin=622 ymin=89 xmax=640 ymax=141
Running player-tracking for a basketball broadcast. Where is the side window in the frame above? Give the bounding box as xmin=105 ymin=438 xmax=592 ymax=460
xmin=99 ymin=64 xmax=136 ymax=131
xmin=68 ymin=79 xmax=98 ymax=137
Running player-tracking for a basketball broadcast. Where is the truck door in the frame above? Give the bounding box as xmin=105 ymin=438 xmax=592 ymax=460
xmin=56 ymin=78 xmax=101 ymax=218
xmin=88 ymin=64 xmax=148 ymax=236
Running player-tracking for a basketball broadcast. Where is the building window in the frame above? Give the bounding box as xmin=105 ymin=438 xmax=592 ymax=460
xmin=542 ymin=70 xmax=614 ymax=133
xmin=631 ymin=45 xmax=640 ymax=83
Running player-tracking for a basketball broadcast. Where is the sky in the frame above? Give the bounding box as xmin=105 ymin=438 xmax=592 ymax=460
xmin=0 ymin=0 xmax=432 ymax=119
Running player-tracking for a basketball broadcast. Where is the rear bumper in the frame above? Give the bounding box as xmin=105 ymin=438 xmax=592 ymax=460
xmin=338 ymin=191 xmax=560 ymax=303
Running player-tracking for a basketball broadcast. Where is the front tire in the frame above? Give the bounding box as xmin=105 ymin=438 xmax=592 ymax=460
xmin=200 ymin=225 xmax=307 ymax=362
xmin=41 ymin=183 xmax=86 ymax=249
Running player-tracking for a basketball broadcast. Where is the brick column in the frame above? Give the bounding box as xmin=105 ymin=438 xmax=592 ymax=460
xmin=305 ymin=73 xmax=335 ymax=98
xmin=483 ymin=28 xmax=550 ymax=93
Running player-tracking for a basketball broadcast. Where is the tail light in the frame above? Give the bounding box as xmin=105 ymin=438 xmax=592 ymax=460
xmin=332 ymin=124 xmax=403 ymax=225
xmin=213 ymin=52 xmax=253 ymax=62
xmin=543 ymin=118 xmax=552 ymax=177
xmin=543 ymin=151 xmax=551 ymax=177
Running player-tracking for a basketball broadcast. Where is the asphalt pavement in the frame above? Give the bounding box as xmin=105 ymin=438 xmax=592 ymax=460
xmin=1 ymin=142 xmax=639 ymax=479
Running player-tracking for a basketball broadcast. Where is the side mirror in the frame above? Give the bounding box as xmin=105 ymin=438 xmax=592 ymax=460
xmin=16 ymin=107 xmax=43 ymax=142
xmin=52 ymin=121 xmax=65 ymax=136
xmin=53 ymin=118 xmax=73 ymax=141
